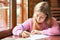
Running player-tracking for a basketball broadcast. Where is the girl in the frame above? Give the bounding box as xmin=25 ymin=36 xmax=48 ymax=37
xmin=12 ymin=2 xmax=60 ymax=38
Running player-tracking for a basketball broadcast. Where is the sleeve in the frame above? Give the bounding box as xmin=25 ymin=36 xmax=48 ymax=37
xmin=12 ymin=19 xmax=31 ymax=36
xmin=41 ymin=17 xmax=60 ymax=35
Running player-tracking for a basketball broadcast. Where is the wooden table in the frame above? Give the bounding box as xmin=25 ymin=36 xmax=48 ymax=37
xmin=1 ymin=35 xmax=60 ymax=40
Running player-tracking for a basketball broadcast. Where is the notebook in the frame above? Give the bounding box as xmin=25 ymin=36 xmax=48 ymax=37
xmin=26 ymin=34 xmax=49 ymax=40
xmin=2 ymin=34 xmax=49 ymax=40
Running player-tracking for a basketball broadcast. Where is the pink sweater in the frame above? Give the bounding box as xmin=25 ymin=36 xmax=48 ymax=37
xmin=12 ymin=18 xmax=60 ymax=36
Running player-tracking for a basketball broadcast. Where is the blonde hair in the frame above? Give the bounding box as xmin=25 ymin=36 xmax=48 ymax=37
xmin=32 ymin=2 xmax=52 ymax=30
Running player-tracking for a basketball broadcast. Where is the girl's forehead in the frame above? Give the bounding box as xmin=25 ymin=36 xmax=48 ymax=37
xmin=37 ymin=12 xmax=46 ymax=16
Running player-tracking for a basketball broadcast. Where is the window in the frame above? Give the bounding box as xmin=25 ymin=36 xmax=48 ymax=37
xmin=0 ymin=0 xmax=28 ymax=31
xmin=16 ymin=0 xmax=28 ymax=25
xmin=0 ymin=0 xmax=9 ymax=31
xmin=16 ymin=0 xmax=21 ymax=24
xmin=0 ymin=0 xmax=28 ymax=38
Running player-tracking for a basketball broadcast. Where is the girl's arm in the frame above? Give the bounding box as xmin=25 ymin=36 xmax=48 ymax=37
xmin=12 ymin=19 xmax=32 ymax=36
xmin=41 ymin=18 xmax=60 ymax=35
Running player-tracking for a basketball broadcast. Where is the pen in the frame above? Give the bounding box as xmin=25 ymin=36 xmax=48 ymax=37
xmin=21 ymin=24 xmax=24 ymax=31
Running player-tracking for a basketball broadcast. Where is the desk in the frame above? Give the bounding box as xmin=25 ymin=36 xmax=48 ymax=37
xmin=2 ymin=35 xmax=60 ymax=40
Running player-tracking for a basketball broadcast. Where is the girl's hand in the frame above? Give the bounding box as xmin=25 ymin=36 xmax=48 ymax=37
xmin=31 ymin=30 xmax=42 ymax=34
xmin=21 ymin=31 xmax=30 ymax=38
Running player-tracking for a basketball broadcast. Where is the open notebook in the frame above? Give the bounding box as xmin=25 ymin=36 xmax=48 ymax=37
xmin=2 ymin=34 xmax=49 ymax=40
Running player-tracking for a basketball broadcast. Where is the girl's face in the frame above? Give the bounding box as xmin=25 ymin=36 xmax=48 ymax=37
xmin=35 ymin=12 xmax=46 ymax=23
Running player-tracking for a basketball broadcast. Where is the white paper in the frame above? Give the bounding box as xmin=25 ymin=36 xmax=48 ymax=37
xmin=15 ymin=34 xmax=49 ymax=40
xmin=26 ymin=34 xmax=49 ymax=40
xmin=2 ymin=34 xmax=49 ymax=40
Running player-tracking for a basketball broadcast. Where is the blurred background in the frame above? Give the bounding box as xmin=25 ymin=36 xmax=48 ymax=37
xmin=0 ymin=0 xmax=60 ymax=32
